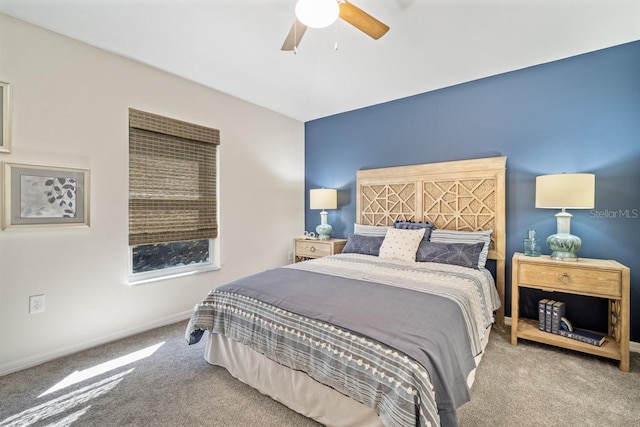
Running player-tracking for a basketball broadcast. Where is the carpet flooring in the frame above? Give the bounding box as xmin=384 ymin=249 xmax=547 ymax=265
xmin=1 ymin=320 xmax=638 ymax=426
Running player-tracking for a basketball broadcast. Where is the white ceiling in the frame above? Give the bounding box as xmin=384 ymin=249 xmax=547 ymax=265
xmin=1 ymin=0 xmax=639 ymax=122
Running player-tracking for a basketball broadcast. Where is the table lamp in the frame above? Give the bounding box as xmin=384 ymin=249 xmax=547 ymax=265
xmin=535 ymin=173 xmax=595 ymax=261
xmin=310 ymin=188 xmax=337 ymax=240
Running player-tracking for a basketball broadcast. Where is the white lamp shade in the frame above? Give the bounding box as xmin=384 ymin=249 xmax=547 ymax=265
xmin=535 ymin=173 xmax=595 ymax=209
xmin=295 ymin=0 xmax=340 ymax=29
xmin=310 ymin=188 xmax=337 ymax=210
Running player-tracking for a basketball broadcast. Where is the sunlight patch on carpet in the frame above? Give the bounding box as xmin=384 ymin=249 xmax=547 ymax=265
xmin=0 ymin=369 xmax=132 ymax=426
xmin=40 ymin=341 xmax=165 ymax=397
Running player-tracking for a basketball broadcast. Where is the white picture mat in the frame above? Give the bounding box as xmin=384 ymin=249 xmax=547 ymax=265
xmin=2 ymin=162 xmax=90 ymax=229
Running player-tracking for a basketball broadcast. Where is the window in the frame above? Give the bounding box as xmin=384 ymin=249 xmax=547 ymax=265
xmin=131 ymin=239 xmax=211 ymax=274
xmin=128 ymin=109 xmax=220 ymax=283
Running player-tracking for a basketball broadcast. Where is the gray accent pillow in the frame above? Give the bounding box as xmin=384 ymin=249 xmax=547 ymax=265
xmin=394 ymin=220 xmax=435 ymax=229
xmin=394 ymin=221 xmax=434 ymax=240
xmin=342 ymin=234 xmax=386 ymax=256
xmin=429 ymin=229 xmax=492 ymax=269
xmin=416 ymin=241 xmax=485 ymax=269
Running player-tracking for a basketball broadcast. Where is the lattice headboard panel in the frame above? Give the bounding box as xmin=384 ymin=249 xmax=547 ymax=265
xmin=359 ymin=183 xmax=418 ymax=225
xmin=422 ymin=177 xmax=499 ymax=254
xmin=356 ymin=156 xmax=507 ymax=324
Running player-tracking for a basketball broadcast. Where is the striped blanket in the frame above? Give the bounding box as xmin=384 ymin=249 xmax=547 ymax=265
xmin=186 ymin=254 xmax=499 ymax=427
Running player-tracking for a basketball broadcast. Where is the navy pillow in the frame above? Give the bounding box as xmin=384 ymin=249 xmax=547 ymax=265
xmin=342 ymin=234 xmax=385 ymax=256
xmin=394 ymin=221 xmax=434 ymax=240
xmin=415 ymin=241 xmax=484 ymax=269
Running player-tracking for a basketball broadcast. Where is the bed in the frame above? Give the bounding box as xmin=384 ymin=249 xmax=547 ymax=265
xmin=186 ymin=156 xmax=507 ymax=427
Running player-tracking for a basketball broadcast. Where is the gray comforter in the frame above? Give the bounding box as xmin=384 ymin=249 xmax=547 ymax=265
xmin=186 ymin=254 xmax=498 ymax=427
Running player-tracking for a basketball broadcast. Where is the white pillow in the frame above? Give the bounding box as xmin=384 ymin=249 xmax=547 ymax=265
xmin=354 ymin=223 xmax=390 ymax=236
xmin=429 ymin=229 xmax=492 ymax=268
xmin=378 ymin=228 xmax=426 ymax=262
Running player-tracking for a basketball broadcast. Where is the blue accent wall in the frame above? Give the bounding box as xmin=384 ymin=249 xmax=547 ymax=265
xmin=305 ymin=40 xmax=640 ymax=342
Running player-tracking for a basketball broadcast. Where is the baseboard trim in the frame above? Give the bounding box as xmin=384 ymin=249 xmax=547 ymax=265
xmin=0 ymin=310 xmax=193 ymax=377
xmin=504 ymin=316 xmax=639 ymax=353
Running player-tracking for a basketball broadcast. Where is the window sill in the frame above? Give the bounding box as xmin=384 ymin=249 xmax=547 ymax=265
xmin=127 ymin=264 xmax=220 ymax=286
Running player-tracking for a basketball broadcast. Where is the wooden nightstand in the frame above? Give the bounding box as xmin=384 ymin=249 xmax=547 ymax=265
xmin=294 ymin=238 xmax=347 ymax=262
xmin=511 ymin=252 xmax=630 ymax=371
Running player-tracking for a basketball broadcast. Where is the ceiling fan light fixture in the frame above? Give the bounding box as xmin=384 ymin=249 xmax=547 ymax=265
xmin=295 ymin=0 xmax=339 ymax=29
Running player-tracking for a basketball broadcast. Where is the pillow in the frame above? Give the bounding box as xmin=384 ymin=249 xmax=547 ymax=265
xmin=429 ymin=229 xmax=492 ymax=269
xmin=394 ymin=220 xmax=435 ymax=230
xmin=416 ymin=241 xmax=485 ymax=269
xmin=378 ymin=228 xmax=425 ymax=262
xmin=342 ymin=234 xmax=385 ymax=256
xmin=353 ymin=223 xmax=390 ymax=237
xmin=394 ymin=220 xmax=434 ymax=240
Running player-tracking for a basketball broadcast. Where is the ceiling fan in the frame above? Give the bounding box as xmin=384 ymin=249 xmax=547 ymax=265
xmin=281 ymin=0 xmax=390 ymax=51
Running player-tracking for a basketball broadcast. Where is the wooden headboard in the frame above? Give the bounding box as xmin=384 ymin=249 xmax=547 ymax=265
xmin=356 ymin=156 xmax=507 ymax=325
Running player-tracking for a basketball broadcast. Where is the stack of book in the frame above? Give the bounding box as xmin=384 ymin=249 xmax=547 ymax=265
xmin=538 ymin=299 xmax=606 ymax=346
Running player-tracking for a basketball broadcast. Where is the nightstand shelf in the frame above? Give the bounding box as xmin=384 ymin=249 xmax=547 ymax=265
xmin=294 ymin=238 xmax=347 ymax=262
xmin=511 ymin=252 xmax=630 ymax=372
xmin=516 ymin=318 xmax=620 ymax=360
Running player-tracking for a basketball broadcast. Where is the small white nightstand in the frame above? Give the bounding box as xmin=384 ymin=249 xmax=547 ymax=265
xmin=294 ymin=238 xmax=347 ymax=262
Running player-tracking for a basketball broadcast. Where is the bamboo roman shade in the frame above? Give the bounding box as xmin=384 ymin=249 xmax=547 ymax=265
xmin=129 ymin=108 xmax=220 ymax=246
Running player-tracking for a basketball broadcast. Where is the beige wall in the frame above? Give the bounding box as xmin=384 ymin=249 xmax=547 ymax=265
xmin=0 ymin=14 xmax=305 ymax=374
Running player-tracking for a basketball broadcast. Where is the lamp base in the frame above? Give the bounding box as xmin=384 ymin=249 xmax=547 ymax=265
xmin=546 ymin=233 xmax=581 ymax=261
xmin=316 ymin=209 xmax=332 ymax=240
xmin=316 ymin=223 xmax=333 ymax=240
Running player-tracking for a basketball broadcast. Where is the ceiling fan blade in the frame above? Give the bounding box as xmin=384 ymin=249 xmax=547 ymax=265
xmin=339 ymin=1 xmax=390 ymax=40
xmin=340 ymin=1 xmax=389 ymax=40
xmin=281 ymin=19 xmax=308 ymax=51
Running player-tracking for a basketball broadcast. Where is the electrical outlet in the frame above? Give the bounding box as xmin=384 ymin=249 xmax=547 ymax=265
xmin=287 ymin=251 xmax=293 ymax=262
xmin=29 ymin=294 xmax=45 ymax=314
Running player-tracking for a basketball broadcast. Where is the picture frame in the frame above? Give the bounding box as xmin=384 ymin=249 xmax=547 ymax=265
xmin=2 ymin=162 xmax=90 ymax=229
xmin=0 ymin=81 xmax=11 ymax=153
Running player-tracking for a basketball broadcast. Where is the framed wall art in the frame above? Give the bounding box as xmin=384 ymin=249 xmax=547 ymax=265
xmin=2 ymin=162 xmax=90 ymax=229
xmin=0 ymin=81 xmax=10 ymax=153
